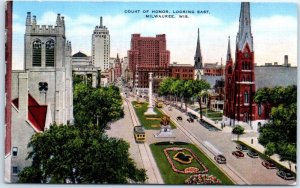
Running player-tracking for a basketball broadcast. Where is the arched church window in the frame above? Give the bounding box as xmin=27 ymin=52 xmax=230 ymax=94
xmin=244 ymin=91 xmax=249 ymax=104
xmin=46 ymin=39 xmax=55 ymax=67
xmin=228 ymin=67 xmax=232 ymax=74
xmin=32 ymin=39 xmax=42 ymax=67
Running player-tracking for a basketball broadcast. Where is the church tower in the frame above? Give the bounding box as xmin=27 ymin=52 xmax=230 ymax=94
xmin=194 ymin=28 xmax=203 ymax=80
xmin=224 ymin=36 xmax=233 ymax=119
xmin=224 ymin=2 xmax=255 ymax=127
xmin=23 ymin=12 xmax=73 ymax=124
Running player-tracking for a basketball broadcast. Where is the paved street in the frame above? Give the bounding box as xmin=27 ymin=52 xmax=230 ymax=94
xmin=107 ymin=90 xmax=295 ymax=185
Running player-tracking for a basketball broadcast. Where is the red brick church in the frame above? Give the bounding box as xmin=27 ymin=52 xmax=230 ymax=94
xmin=224 ymin=2 xmax=268 ymax=130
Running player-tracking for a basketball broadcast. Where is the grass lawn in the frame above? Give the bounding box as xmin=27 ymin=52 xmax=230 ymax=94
xmin=204 ymin=110 xmax=223 ymax=121
xmin=132 ymin=101 xmax=176 ymax=130
xmin=150 ymin=142 xmax=234 ymax=185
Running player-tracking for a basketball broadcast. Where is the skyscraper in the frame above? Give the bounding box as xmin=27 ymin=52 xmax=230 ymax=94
xmin=128 ymin=34 xmax=170 ymax=92
xmin=91 ymin=17 xmax=110 ymax=70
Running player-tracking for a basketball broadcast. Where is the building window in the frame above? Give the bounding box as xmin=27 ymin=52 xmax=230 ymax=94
xmin=244 ymin=91 xmax=249 ymax=104
xmin=32 ymin=39 xmax=42 ymax=67
xmin=12 ymin=147 xmax=18 ymax=156
xmin=45 ymin=39 xmax=55 ymax=67
xmin=258 ymin=103 xmax=262 ymax=116
xmin=39 ymin=82 xmax=48 ymax=93
xmin=12 ymin=166 xmax=18 ymax=174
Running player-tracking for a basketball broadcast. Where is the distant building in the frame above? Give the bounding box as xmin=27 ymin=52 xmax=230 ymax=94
xmin=114 ymin=54 xmax=122 ymax=81
xmin=72 ymin=51 xmax=99 ymax=87
xmin=169 ymin=63 xmax=194 ymax=80
xmin=203 ymin=62 xmax=224 ymax=76
xmin=91 ymin=17 xmax=110 ymax=71
xmin=128 ymin=34 xmax=170 ymax=93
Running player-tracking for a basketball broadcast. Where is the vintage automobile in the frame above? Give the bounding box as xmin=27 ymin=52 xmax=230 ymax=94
xmin=176 ymin=116 xmax=183 ymax=121
xmin=276 ymin=170 xmax=295 ymax=180
xmin=262 ymin=160 xmax=276 ymax=169
xmin=187 ymin=117 xmax=194 ymax=123
xmin=236 ymin=144 xmax=248 ymax=151
xmin=232 ymin=150 xmax=244 ymax=158
xmin=247 ymin=150 xmax=259 ymax=158
xmin=214 ymin=154 xmax=227 ymax=164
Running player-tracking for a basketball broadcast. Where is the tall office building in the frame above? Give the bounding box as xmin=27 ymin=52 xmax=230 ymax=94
xmin=128 ymin=34 xmax=170 ymax=92
xmin=91 ymin=17 xmax=110 ymax=71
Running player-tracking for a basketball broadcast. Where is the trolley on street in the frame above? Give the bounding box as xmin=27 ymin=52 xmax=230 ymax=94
xmin=133 ymin=126 xmax=145 ymax=143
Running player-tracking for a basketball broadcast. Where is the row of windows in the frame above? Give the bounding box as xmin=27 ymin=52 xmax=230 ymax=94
xmin=32 ymin=39 xmax=55 ymax=67
xmin=242 ymin=62 xmax=251 ymax=70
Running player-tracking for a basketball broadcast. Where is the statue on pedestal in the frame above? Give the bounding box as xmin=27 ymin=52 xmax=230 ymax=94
xmin=155 ymin=115 xmax=174 ymax=138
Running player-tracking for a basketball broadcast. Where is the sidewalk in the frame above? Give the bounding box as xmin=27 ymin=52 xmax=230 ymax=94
xmin=235 ymin=137 xmax=296 ymax=174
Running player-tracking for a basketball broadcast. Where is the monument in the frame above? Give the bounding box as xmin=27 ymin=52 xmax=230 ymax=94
xmin=155 ymin=115 xmax=175 ymax=138
xmin=144 ymin=72 xmax=157 ymax=115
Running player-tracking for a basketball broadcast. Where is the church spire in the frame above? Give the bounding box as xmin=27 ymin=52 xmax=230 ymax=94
xmin=194 ymin=28 xmax=202 ymax=69
xmin=236 ymin=2 xmax=253 ymax=52
xmin=227 ymin=36 xmax=232 ymax=62
xmin=26 ymin=12 xmax=31 ymax=25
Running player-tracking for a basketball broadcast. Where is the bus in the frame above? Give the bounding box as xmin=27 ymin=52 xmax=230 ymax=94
xmin=133 ymin=126 xmax=145 ymax=143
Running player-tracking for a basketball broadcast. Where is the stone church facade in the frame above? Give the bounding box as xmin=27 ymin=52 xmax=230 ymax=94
xmin=9 ymin=12 xmax=73 ymax=182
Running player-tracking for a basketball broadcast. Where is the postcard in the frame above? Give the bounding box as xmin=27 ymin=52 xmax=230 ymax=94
xmin=5 ymin=0 xmax=297 ymax=185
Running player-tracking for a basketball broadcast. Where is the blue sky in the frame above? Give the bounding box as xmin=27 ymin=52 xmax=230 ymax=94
xmin=12 ymin=1 xmax=298 ymax=69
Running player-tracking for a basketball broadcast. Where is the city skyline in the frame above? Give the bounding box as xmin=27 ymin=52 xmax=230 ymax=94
xmin=12 ymin=1 xmax=297 ymax=70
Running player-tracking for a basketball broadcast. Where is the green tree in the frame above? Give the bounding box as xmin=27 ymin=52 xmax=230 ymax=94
xmin=73 ymin=83 xmax=124 ymax=129
xmin=255 ymin=85 xmax=296 ymax=165
xmin=192 ymin=79 xmax=210 ymax=119
xmin=232 ymin=125 xmax=245 ymax=141
xmin=18 ymin=123 xmax=147 ymax=183
xmin=158 ymin=77 xmax=174 ymax=102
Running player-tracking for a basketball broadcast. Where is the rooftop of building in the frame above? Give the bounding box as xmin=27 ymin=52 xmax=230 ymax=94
xmin=73 ymin=51 xmax=88 ymax=57
xmin=12 ymin=94 xmax=47 ymax=132
xmin=169 ymin=63 xmax=193 ymax=67
xmin=202 ymin=66 xmax=297 ymax=90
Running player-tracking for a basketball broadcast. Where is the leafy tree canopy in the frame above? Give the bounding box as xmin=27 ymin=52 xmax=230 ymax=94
xmin=255 ymin=85 xmax=297 ymax=163
xmin=73 ymin=83 xmax=124 ymax=129
xmin=18 ymin=123 xmax=147 ymax=183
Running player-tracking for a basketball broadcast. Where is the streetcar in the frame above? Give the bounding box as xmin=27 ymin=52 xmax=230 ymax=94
xmin=133 ymin=126 xmax=145 ymax=143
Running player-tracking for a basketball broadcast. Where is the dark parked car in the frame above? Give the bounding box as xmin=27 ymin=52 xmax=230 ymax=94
xmin=176 ymin=116 xmax=183 ymax=121
xmin=236 ymin=144 xmax=248 ymax=151
xmin=276 ymin=170 xmax=295 ymax=180
xmin=262 ymin=160 xmax=276 ymax=169
xmin=232 ymin=150 xmax=244 ymax=158
xmin=187 ymin=112 xmax=198 ymax=119
xmin=247 ymin=150 xmax=259 ymax=158
xmin=214 ymin=155 xmax=226 ymax=164
xmin=187 ymin=118 xmax=194 ymax=123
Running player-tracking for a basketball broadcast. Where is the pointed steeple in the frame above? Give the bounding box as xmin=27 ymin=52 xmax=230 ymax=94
xmin=194 ymin=28 xmax=202 ymax=69
xmin=236 ymin=2 xmax=253 ymax=52
xmin=227 ymin=36 xmax=232 ymax=62
xmin=26 ymin=12 xmax=31 ymax=25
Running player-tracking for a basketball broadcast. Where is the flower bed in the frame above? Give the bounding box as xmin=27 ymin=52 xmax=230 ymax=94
xmin=185 ymin=174 xmax=222 ymax=185
xmin=173 ymin=152 xmax=193 ymax=164
xmin=164 ymin=147 xmax=208 ymax=174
